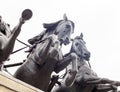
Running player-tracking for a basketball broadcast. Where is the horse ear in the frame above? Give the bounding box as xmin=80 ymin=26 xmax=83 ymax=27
xmin=63 ymin=13 xmax=68 ymax=21
xmin=80 ymin=33 xmax=83 ymax=39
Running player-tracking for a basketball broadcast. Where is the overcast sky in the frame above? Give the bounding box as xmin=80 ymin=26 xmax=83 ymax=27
xmin=1 ymin=0 xmax=120 ymax=83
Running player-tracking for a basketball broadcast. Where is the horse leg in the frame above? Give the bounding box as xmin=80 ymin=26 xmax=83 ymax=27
xmin=100 ymin=78 xmax=120 ymax=87
xmin=38 ymin=34 xmax=59 ymax=60
xmin=94 ymin=84 xmax=117 ymax=92
xmin=32 ymin=37 xmax=53 ymax=65
xmin=38 ymin=38 xmax=52 ymax=57
xmin=54 ymin=52 xmax=77 ymax=73
xmin=79 ymin=75 xmax=120 ymax=87
xmin=48 ymin=38 xmax=60 ymax=59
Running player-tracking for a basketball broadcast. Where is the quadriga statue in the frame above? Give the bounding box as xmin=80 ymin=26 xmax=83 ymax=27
xmin=52 ymin=33 xmax=120 ymax=92
xmin=14 ymin=15 xmax=78 ymax=92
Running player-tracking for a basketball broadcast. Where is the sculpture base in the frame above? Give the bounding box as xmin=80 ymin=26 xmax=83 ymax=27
xmin=0 ymin=71 xmax=44 ymax=92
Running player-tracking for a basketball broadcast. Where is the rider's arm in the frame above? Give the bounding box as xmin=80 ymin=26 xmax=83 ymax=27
xmin=10 ymin=17 xmax=25 ymax=38
xmin=0 ymin=18 xmax=25 ymax=61
xmin=0 ymin=32 xmax=9 ymax=51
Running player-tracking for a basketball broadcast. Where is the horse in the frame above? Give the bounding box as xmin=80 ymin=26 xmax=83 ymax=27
xmin=52 ymin=33 xmax=120 ymax=92
xmin=14 ymin=14 xmax=77 ymax=92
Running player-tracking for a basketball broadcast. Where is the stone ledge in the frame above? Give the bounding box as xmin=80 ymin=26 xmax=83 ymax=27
xmin=0 ymin=71 xmax=44 ymax=92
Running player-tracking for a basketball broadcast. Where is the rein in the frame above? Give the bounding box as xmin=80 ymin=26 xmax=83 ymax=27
xmin=4 ymin=39 xmax=31 ymax=68
xmin=87 ymin=61 xmax=91 ymax=68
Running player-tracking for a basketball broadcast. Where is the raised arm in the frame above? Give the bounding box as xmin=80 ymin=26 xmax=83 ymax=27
xmin=0 ymin=18 xmax=25 ymax=62
xmin=0 ymin=9 xmax=32 ymax=62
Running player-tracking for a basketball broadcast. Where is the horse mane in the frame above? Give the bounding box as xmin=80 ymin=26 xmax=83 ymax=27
xmin=27 ymin=20 xmax=63 ymax=45
xmin=43 ymin=20 xmax=75 ymax=34
xmin=43 ymin=20 xmax=62 ymax=32
xmin=27 ymin=19 xmax=75 ymax=54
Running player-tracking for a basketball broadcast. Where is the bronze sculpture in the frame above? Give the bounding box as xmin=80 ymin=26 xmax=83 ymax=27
xmin=0 ymin=10 xmax=119 ymax=92
xmin=52 ymin=33 xmax=120 ymax=92
xmin=14 ymin=15 xmax=77 ymax=92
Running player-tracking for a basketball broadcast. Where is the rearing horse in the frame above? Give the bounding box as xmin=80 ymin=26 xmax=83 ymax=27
xmin=52 ymin=33 xmax=120 ymax=92
xmin=14 ymin=15 xmax=77 ymax=92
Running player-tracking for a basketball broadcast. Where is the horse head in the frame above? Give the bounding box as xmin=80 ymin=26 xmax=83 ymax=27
xmin=43 ymin=14 xmax=75 ymax=45
xmin=71 ymin=33 xmax=90 ymax=61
